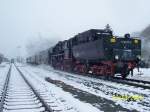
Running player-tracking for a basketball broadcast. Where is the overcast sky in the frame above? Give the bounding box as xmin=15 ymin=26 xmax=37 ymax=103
xmin=0 ymin=0 xmax=150 ymax=58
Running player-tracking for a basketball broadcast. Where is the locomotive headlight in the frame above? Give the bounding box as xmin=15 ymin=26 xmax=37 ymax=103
xmin=134 ymin=39 xmax=139 ymax=44
xmin=110 ymin=38 xmax=116 ymax=43
xmin=115 ymin=55 xmax=119 ymax=60
xmin=137 ymin=55 xmax=141 ymax=59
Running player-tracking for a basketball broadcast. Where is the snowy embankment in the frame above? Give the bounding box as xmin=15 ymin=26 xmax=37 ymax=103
xmin=17 ymin=63 xmax=150 ymax=112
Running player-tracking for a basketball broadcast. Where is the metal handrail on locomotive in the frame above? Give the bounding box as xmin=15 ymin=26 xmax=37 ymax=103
xmin=27 ymin=27 xmax=141 ymax=79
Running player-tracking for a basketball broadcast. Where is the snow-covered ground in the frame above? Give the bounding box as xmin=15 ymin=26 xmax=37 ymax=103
xmin=0 ymin=62 xmax=10 ymax=98
xmin=0 ymin=63 xmax=101 ymax=112
xmin=19 ymin=65 xmax=101 ymax=112
xmin=16 ymin=63 xmax=150 ymax=112
xmin=127 ymin=68 xmax=150 ymax=81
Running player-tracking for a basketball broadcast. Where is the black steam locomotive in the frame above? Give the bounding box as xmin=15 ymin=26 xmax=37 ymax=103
xmin=27 ymin=27 xmax=141 ymax=78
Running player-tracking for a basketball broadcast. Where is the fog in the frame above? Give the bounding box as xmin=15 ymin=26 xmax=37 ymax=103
xmin=0 ymin=0 xmax=150 ymax=58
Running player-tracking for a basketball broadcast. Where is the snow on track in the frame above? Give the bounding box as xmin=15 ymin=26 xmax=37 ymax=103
xmin=17 ymin=65 xmax=101 ymax=112
xmin=20 ymin=64 xmax=150 ymax=112
xmin=0 ymin=63 xmax=11 ymax=101
xmin=3 ymin=64 xmax=45 ymax=112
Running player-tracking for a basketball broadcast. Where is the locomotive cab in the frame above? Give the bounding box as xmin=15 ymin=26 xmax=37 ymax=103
xmin=108 ymin=34 xmax=141 ymax=78
xmin=112 ymin=36 xmax=141 ymax=61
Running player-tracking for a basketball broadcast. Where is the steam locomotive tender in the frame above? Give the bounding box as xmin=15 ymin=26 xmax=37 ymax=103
xmin=51 ymin=28 xmax=141 ymax=78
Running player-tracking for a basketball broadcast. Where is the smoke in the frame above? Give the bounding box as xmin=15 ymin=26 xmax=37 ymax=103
xmin=139 ymin=25 xmax=150 ymax=61
xmin=131 ymin=24 xmax=150 ymax=61
xmin=26 ymin=34 xmax=60 ymax=56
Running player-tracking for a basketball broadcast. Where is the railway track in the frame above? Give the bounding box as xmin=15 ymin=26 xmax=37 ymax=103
xmin=112 ymin=77 xmax=150 ymax=89
xmin=0 ymin=64 xmax=12 ymax=112
xmin=53 ymin=70 xmax=150 ymax=90
xmin=15 ymin=64 xmax=80 ymax=112
xmin=0 ymin=64 xmax=53 ymax=112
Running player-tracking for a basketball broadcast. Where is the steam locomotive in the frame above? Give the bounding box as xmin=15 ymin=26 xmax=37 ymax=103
xmin=27 ymin=27 xmax=141 ymax=78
